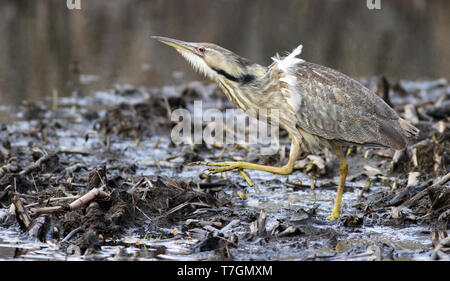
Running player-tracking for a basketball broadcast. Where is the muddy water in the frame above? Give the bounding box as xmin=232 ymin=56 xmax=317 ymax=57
xmin=0 ymin=173 xmax=434 ymax=261
xmin=0 ymin=79 xmax=448 ymax=261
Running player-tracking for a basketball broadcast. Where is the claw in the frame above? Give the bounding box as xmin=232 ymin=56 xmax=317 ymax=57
xmin=239 ymin=170 xmax=254 ymax=187
xmin=206 ymin=164 xmax=240 ymax=174
xmin=186 ymin=161 xmax=207 ymax=166
xmin=194 ymin=161 xmax=260 ymax=189
xmin=325 ymin=213 xmax=340 ymax=221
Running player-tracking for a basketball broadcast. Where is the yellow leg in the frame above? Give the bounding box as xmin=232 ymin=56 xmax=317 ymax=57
xmin=326 ymin=145 xmax=348 ymax=220
xmin=199 ymin=139 xmax=300 ymax=175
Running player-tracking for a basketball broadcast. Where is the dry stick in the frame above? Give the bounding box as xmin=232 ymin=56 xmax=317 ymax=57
xmin=402 ymin=172 xmax=450 ymax=208
xmin=30 ymin=174 xmax=39 ymax=193
xmin=11 ymin=195 xmax=32 ymax=229
xmin=141 ymin=177 xmax=153 ymax=200
xmin=69 ymin=187 xmax=108 ymax=209
xmin=58 ymin=149 xmax=91 ymax=156
xmin=0 ymin=185 xmax=12 ymax=201
xmin=0 ymin=146 xmax=9 ymax=158
xmin=11 ymin=192 xmax=38 ymax=199
xmin=65 ymin=163 xmax=86 ymax=174
xmin=135 ymin=205 xmax=152 ymax=222
xmin=84 ymin=130 xmax=110 ymax=150
xmin=0 ymin=162 xmax=16 ymax=178
xmin=152 ymin=201 xmax=206 ymax=221
xmin=163 ymin=97 xmax=172 ymax=119
xmin=144 ymin=160 xmax=181 ymax=169
xmin=31 ymin=187 xmax=109 ymax=216
xmin=126 ymin=178 xmax=146 ymax=194
xmin=24 ymin=195 xmax=80 ymax=208
xmin=31 ymin=206 xmax=62 ymax=215
xmin=431 ymin=236 xmax=450 ymax=260
xmin=96 ymin=170 xmax=107 ymax=187
xmin=61 ymin=226 xmax=83 ymax=243
xmin=215 ymin=235 xmax=238 ymax=247
xmin=19 ymin=153 xmax=52 ymax=176
xmin=165 ymin=177 xmax=185 ymax=191
xmin=286 ymin=181 xmax=310 ymax=188
xmin=165 ymin=202 xmax=190 ymax=216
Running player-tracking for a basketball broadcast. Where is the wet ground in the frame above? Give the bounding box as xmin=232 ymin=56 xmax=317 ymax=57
xmin=0 ymin=77 xmax=448 ymax=261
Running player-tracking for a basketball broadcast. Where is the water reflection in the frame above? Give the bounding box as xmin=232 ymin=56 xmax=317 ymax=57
xmin=0 ymin=0 xmax=448 ymax=107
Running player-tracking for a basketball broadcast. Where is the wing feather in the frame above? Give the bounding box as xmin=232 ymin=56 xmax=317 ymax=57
xmin=293 ymin=62 xmax=414 ymax=149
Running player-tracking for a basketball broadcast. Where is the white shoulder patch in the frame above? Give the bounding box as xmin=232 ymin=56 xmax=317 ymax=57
xmin=271 ymin=44 xmax=304 ymax=73
xmin=271 ymin=44 xmax=305 ymax=113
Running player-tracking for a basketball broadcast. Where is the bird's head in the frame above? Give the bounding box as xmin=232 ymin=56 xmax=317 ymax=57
xmin=153 ymin=36 xmax=263 ymax=85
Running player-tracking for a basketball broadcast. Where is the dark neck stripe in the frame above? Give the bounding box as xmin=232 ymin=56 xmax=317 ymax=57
xmin=212 ymin=67 xmax=239 ymax=82
xmin=240 ymin=73 xmax=255 ymax=84
xmin=212 ymin=67 xmax=254 ymax=84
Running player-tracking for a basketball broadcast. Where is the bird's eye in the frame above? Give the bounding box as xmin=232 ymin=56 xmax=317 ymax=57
xmin=198 ymin=47 xmax=206 ymax=53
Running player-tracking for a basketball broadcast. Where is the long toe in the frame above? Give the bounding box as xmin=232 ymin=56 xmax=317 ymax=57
xmin=326 ymin=213 xmax=340 ymax=221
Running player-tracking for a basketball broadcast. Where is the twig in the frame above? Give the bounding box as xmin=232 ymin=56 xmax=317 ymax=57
xmin=24 ymin=195 xmax=79 ymax=208
xmin=141 ymin=177 xmax=153 ymax=200
xmin=0 ymin=146 xmax=9 ymax=159
xmin=135 ymin=205 xmax=152 ymax=222
xmin=30 ymin=187 xmax=109 ymax=215
xmin=11 ymin=194 xmax=32 ymax=230
xmin=153 ymin=201 xmax=213 ymax=221
xmin=219 ymin=219 xmax=240 ymax=233
xmin=402 ymin=172 xmax=450 ymax=208
xmin=0 ymin=185 xmax=12 ymax=201
xmin=192 ymin=180 xmax=229 ymax=189
xmin=162 ymin=97 xmax=172 ymax=119
xmin=84 ymin=130 xmax=109 ymax=150
xmin=61 ymin=226 xmax=83 ymax=243
xmin=65 ymin=163 xmax=86 ymax=174
xmin=165 ymin=177 xmax=185 ymax=191
xmin=69 ymin=187 xmax=109 ymax=210
xmin=431 ymin=236 xmax=450 ymax=260
xmin=144 ymin=160 xmax=181 ymax=169
xmin=286 ymin=181 xmax=310 ymax=188
xmin=30 ymin=174 xmax=39 ymax=193
xmin=215 ymin=234 xmax=238 ymax=246
xmin=19 ymin=153 xmax=52 ymax=176
xmin=95 ymin=170 xmax=107 ymax=189
xmin=165 ymin=202 xmax=190 ymax=216
xmin=126 ymin=178 xmax=146 ymax=194
xmin=0 ymin=162 xmax=17 ymax=178
xmin=31 ymin=206 xmax=63 ymax=215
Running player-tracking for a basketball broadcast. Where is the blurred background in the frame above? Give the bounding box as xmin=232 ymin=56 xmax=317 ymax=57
xmin=0 ymin=0 xmax=449 ymax=107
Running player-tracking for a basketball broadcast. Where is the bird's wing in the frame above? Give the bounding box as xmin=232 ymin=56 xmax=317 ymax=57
xmin=293 ymin=62 xmax=408 ymax=149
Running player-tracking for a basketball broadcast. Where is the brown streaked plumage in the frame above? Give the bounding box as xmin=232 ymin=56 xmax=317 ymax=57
xmin=293 ymin=61 xmax=417 ymax=150
xmin=153 ymin=36 xmax=419 ymax=220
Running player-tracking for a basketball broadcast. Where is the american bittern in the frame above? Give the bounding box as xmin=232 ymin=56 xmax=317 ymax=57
xmin=153 ymin=36 xmax=419 ymax=220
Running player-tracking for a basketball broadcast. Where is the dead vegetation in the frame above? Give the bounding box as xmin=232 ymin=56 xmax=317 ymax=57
xmin=0 ymin=77 xmax=448 ymax=260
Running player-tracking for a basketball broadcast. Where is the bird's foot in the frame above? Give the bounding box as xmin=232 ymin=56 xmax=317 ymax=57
xmin=325 ymin=212 xmax=340 ymax=221
xmin=194 ymin=161 xmax=255 ymax=187
xmin=196 ymin=161 xmax=245 ymax=174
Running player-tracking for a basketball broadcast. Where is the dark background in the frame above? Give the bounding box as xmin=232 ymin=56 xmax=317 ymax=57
xmin=0 ymin=0 xmax=449 ymax=107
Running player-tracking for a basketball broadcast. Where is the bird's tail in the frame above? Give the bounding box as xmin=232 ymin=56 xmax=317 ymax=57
xmin=399 ymin=118 xmax=419 ymax=138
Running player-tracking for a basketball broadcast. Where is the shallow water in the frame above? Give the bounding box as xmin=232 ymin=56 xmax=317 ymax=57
xmin=0 ymin=154 xmax=436 ymax=260
xmin=0 ymin=82 xmax=445 ymax=261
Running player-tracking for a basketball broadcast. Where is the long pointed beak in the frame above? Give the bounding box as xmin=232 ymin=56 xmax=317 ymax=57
xmin=152 ymin=36 xmax=197 ymax=53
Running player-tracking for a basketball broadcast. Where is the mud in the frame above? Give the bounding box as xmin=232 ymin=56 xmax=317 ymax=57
xmin=0 ymin=77 xmax=448 ymax=261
